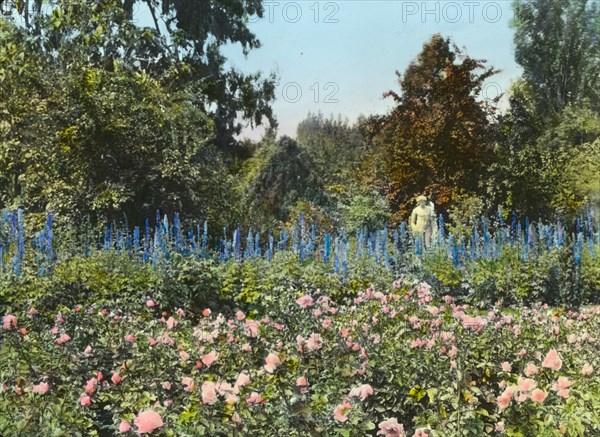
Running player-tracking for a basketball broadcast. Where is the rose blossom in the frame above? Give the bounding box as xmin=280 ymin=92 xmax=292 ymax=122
xmin=349 ymin=384 xmax=374 ymax=401
xmin=3 ymin=314 xmax=17 ymax=329
xmin=377 ymin=418 xmax=406 ymax=437
xmin=582 ymin=362 xmax=594 ymax=376
xmin=111 ymin=373 xmax=122 ymax=385
xmin=531 ymin=389 xmax=548 ymax=403
xmin=542 ymin=349 xmax=562 ymax=371
xmin=118 ymin=421 xmax=131 ymax=433
xmin=296 ymin=294 xmax=315 ymax=309
xmin=264 ymin=353 xmax=281 ymax=373
xmin=333 ymin=400 xmax=352 ymax=422
xmin=134 ymin=410 xmax=163 ymax=434
xmin=31 ymin=382 xmax=49 ymax=394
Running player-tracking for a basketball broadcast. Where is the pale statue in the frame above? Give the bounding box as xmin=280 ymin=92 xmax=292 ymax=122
xmin=409 ymin=195 xmax=437 ymax=248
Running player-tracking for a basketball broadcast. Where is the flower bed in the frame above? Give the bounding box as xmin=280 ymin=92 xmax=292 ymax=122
xmin=1 ymin=279 xmax=599 ymax=436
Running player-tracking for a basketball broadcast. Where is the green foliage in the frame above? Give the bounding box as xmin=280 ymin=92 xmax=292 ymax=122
xmin=511 ymin=0 xmax=600 ymax=116
xmin=0 ymin=0 xmax=275 ymax=228
xmin=447 ymin=193 xmax=485 ymax=239
xmin=240 ymin=136 xmax=323 ymax=227
xmin=0 ymin=251 xmax=160 ymax=309
xmin=296 ymin=112 xmax=364 ymax=189
xmin=339 ymin=189 xmax=390 ymax=235
xmin=161 ymin=256 xmax=225 ymax=312
xmin=1 ymin=246 xmax=600 ymax=435
xmin=488 ymin=87 xmax=600 ymax=219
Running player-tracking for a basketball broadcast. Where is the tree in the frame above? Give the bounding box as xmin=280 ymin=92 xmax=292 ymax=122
xmin=365 ymin=34 xmax=498 ymax=222
xmin=512 ymin=0 xmax=600 ymax=116
xmin=241 ymin=136 xmax=322 ymax=227
xmin=487 ymin=80 xmax=600 ymax=219
xmin=0 ymin=0 xmax=275 ymax=226
xmin=296 ymin=112 xmax=363 ymax=188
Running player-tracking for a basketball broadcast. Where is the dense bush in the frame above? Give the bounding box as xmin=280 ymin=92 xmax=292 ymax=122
xmin=2 ymin=273 xmax=600 ymax=436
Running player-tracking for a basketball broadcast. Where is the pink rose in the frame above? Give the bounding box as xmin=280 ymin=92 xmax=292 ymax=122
xmin=182 ymin=377 xmax=195 ymax=392
xmin=118 ymin=420 xmax=131 ymax=433
xmin=201 ymin=381 xmax=218 ymax=404
xmin=531 ymin=389 xmax=548 ymax=403
xmin=264 ymin=353 xmax=281 ymax=373
xmin=3 ymin=314 xmax=17 ymax=330
xmin=235 ymin=372 xmax=251 ymax=390
xmin=348 ymin=384 xmax=374 ymax=401
xmin=524 ymin=362 xmax=538 ymax=377
xmin=246 ymin=391 xmax=264 ymax=405
xmin=54 ymin=333 xmax=71 ymax=345
xmin=31 ymin=382 xmax=49 ymax=394
xmin=582 ymin=362 xmax=593 ymax=376
xmin=296 ymin=294 xmax=315 ymax=309
xmin=80 ymin=394 xmax=92 ymax=406
xmin=542 ymin=349 xmax=562 ymax=371
xmin=134 ymin=410 xmax=163 ymax=434
xmin=333 ymin=400 xmax=352 ymax=422
xmin=377 ymin=417 xmax=406 ymax=437
xmin=201 ymin=350 xmax=218 ymax=368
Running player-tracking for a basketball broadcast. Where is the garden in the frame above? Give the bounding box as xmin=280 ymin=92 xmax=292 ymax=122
xmin=2 ymin=0 xmax=600 ymax=435
xmin=1 ymin=210 xmax=599 ymax=436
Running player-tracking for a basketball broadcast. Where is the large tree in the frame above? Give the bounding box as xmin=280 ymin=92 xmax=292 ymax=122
xmin=512 ymin=0 xmax=600 ymax=116
xmin=241 ymin=136 xmax=323 ymax=227
xmin=0 ymin=0 xmax=275 ymax=226
xmin=296 ymin=112 xmax=363 ymax=189
xmin=365 ymin=34 xmax=498 ymax=222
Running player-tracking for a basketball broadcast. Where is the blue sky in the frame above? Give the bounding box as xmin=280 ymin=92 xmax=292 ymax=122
xmin=221 ymin=1 xmax=522 ymax=140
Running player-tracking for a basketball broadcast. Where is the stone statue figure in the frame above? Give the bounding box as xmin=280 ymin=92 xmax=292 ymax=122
xmin=409 ymin=195 xmax=437 ymax=248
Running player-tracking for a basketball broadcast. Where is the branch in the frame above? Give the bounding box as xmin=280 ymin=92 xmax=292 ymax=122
xmin=146 ymin=0 xmax=161 ymax=36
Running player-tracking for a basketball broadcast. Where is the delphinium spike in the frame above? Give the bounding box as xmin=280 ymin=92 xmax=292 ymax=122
xmin=469 ymin=228 xmax=476 ymax=261
xmin=133 ymin=226 xmax=140 ymax=254
xmin=255 ymin=232 xmax=261 ymax=257
xmin=45 ymin=212 xmax=54 ymax=269
xmin=415 ymin=234 xmax=423 ymax=257
xmin=14 ymin=208 xmax=25 ymax=276
xmin=268 ymin=233 xmax=274 ymax=261
xmin=323 ymin=233 xmax=331 ymax=265
xmin=511 ymin=211 xmax=517 ymax=244
xmin=556 ymin=221 xmax=565 ymax=246
xmin=246 ymin=229 xmax=254 ymax=259
xmin=573 ymin=232 xmax=584 ymax=265
xmin=333 ymin=235 xmax=340 ymax=273
xmin=459 ymin=238 xmax=466 ymax=263
xmin=144 ymin=218 xmax=150 ymax=263
xmin=482 ymin=217 xmax=490 ymax=258
xmin=586 ymin=206 xmax=594 ymax=239
xmin=173 ymin=212 xmax=181 ymax=253
xmin=374 ymin=229 xmax=381 ymax=264
xmin=203 ymin=221 xmax=208 ymax=257
xmin=355 ymin=228 xmax=362 ymax=259
xmin=400 ymin=222 xmax=407 ymax=253
xmin=342 ymin=235 xmax=350 ymax=271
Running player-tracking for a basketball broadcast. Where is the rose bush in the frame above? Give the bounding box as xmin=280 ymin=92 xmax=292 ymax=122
xmin=1 ymin=273 xmax=600 ymax=436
